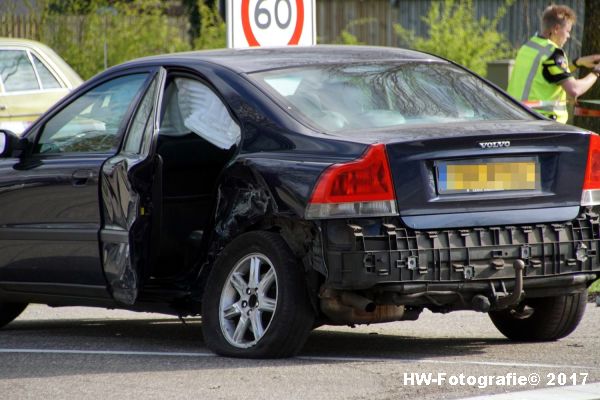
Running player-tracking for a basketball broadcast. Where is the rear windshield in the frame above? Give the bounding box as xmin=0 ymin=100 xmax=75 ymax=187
xmin=250 ymin=62 xmax=533 ymax=132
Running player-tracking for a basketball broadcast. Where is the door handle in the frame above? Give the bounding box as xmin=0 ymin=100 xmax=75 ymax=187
xmin=71 ymin=169 xmax=96 ymax=186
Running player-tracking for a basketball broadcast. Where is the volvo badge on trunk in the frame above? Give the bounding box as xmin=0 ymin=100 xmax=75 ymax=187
xmin=479 ymin=141 xmax=510 ymax=149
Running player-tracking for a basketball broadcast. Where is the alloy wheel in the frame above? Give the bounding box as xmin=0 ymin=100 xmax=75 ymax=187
xmin=219 ymin=253 xmax=278 ymax=348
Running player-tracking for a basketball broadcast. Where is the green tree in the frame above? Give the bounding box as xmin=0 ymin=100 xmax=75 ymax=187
xmin=193 ymin=0 xmax=226 ymax=49
xmin=37 ymin=0 xmax=192 ymax=79
xmin=182 ymin=0 xmax=202 ymax=42
xmin=333 ymin=18 xmax=377 ymax=45
xmin=184 ymin=0 xmax=225 ymax=46
xmin=394 ymin=0 xmax=515 ymax=76
xmin=44 ymin=0 xmax=94 ymax=13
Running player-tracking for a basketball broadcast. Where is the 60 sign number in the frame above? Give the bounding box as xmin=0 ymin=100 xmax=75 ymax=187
xmin=255 ymin=0 xmax=292 ymax=30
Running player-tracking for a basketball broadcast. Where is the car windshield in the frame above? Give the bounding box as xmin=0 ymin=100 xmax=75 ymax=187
xmin=251 ymin=62 xmax=533 ymax=132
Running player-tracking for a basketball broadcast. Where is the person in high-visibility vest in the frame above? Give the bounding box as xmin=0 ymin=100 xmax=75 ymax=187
xmin=507 ymin=5 xmax=600 ymax=123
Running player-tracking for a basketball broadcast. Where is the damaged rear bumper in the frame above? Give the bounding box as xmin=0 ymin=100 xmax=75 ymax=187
xmin=320 ymin=212 xmax=600 ymax=305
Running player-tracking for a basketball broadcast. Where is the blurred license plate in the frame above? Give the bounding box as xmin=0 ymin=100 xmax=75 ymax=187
xmin=437 ymin=158 xmax=539 ymax=194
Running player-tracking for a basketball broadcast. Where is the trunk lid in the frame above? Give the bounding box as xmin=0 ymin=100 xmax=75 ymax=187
xmin=378 ymin=120 xmax=590 ymax=229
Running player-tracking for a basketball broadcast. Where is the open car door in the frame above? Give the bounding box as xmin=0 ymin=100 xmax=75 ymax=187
xmin=100 ymin=68 xmax=166 ymax=305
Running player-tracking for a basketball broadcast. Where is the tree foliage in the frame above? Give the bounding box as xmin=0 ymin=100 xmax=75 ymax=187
xmin=332 ymin=18 xmax=378 ymax=45
xmin=193 ymin=0 xmax=226 ymax=50
xmin=182 ymin=0 xmax=202 ymax=41
xmin=394 ymin=0 xmax=515 ymax=76
xmin=34 ymin=0 xmax=226 ymax=80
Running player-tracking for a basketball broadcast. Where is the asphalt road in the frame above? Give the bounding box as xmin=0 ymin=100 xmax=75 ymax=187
xmin=0 ymin=303 xmax=599 ymax=400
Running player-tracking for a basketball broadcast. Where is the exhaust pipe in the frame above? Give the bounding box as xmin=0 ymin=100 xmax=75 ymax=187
xmin=319 ymin=288 xmax=405 ymax=325
xmin=340 ymin=291 xmax=376 ymax=312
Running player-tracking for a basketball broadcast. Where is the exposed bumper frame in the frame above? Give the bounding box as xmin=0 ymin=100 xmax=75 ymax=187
xmin=322 ymin=212 xmax=600 ymax=293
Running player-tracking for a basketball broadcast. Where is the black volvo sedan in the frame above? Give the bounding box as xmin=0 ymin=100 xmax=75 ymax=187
xmin=1 ymin=46 xmax=599 ymax=358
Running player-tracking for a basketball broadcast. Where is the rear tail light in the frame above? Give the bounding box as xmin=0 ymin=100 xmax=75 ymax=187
xmin=305 ymin=143 xmax=398 ymax=219
xmin=581 ymin=133 xmax=600 ymax=206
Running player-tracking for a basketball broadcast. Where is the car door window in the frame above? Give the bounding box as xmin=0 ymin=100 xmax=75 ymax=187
xmin=35 ymin=73 xmax=149 ymax=154
xmin=32 ymin=54 xmax=62 ymax=89
xmin=123 ymin=77 xmax=158 ymax=155
xmin=0 ymin=49 xmax=39 ymax=92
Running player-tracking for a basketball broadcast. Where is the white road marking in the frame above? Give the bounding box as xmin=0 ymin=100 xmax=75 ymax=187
xmin=0 ymin=348 xmax=598 ymax=371
xmin=0 ymin=349 xmax=216 ymax=357
xmin=298 ymin=355 xmax=600 ymax=370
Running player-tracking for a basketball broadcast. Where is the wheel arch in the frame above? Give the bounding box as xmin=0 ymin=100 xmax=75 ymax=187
xmin=193 ymin=159 xmax=326 ymax=306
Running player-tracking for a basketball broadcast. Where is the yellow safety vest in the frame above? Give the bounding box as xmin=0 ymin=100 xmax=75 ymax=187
xmin=507 ymin=36 xmax=569 ymax=123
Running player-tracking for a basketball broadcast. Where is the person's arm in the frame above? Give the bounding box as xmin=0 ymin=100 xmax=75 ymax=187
xmin=572 ymin=54 xmax=600 ymax=69
xmin=561 ymin=69 xmax=600 ymax=99
xmin=543 ymin=49 xmax=600 ymax=99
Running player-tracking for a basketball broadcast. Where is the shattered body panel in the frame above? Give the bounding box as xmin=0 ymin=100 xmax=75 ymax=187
xmin=100 ymin=157 xmax=142 ymax=304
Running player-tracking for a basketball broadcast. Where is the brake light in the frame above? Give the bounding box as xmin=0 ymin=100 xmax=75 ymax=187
xmin=305 ymin=144 xmax=398 ymax=219
xmin=581 ymin=133 xmax=600 ymax=206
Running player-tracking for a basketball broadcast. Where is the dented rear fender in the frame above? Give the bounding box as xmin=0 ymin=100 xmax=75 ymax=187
xmin=195 ymin=158 xmax=329 ymax=293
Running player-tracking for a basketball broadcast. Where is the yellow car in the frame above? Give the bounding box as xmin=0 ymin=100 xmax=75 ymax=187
xmin=0 ymin=38 xmax=82 ymax=135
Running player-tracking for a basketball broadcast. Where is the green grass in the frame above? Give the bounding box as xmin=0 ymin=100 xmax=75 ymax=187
xmin=590 ymin=279 xmax=600 ymax=294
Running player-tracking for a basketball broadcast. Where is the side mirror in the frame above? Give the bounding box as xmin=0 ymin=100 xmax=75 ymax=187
xmin=0 ymin=129 xmax=26 ymax=157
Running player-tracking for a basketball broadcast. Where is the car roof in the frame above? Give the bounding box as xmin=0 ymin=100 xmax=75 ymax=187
xmin=0 ymin=37 xmax=48 ymax=48
xmin=121 ymin=45 xmax=444 ymax=74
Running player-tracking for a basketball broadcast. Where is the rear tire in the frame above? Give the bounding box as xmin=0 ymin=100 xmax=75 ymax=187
xmin=202 ymin=231 xmax=315 ymax=358
xmin=489 ymin=290 xmax=587 ymax=341
xmin=0 ymin=302 xmax=27 ymax=328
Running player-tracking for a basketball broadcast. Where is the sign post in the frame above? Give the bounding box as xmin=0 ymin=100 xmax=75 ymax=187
xmin=227 ymin=0 xmax=315 ymax=48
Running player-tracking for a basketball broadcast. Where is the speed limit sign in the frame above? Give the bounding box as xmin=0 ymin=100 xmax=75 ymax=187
xmin=227 ymin=0 xmax=315 ymax=48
